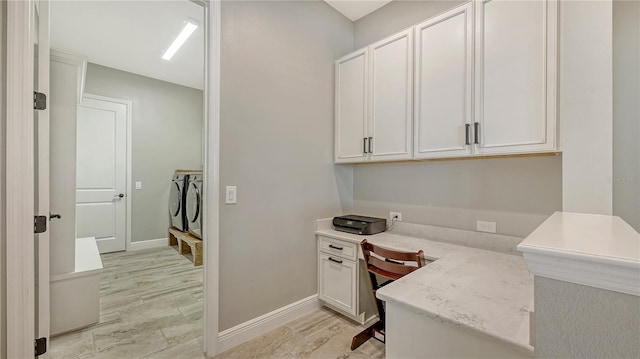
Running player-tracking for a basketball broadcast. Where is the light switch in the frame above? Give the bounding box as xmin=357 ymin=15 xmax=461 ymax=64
xmin=226 ymin=186 xmax=237 ymax=204
xmin=135 ymin=181 xmax=142 ymax=190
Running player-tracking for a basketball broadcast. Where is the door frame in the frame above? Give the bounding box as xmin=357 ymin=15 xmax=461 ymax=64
xmin=202 ymin=0 xmax=221 ymax=355
xmin=5 ymin=0 xmax=222 ymax=356
xmin=78 ymin=93 xmax=133 ymax=252
xmin=6 ymin=0 xmax=37 ymax=357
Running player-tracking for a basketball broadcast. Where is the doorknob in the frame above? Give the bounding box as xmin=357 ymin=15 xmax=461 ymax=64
xmin=49 ymin=213 xmax=61 ymax=220
xmin=113 ymin=193 xmax=125 ymax=200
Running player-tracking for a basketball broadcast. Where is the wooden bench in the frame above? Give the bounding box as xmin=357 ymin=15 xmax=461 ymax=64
xmin=168 ymin=227 xmax=203 ymax=266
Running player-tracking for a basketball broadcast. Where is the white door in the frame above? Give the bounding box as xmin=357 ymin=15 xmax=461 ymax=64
xmin=335 ymin=48 xmax=368 ymax=163
xmin=76 ymin=95 xmax=128 ymax=253
xmin=414 ymin=3 xmax=473 ymax=159
xmin=369 ymin=28 xmax=413 ymax=162
xmin=474 ymin=0 xmax=558 ymax=155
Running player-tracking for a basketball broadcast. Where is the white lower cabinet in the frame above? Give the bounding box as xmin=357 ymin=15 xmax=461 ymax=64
xmin=317 ymin=236 xmax=377 ymax=324
xmin=318 ymin=252 xmax=358 ymax=316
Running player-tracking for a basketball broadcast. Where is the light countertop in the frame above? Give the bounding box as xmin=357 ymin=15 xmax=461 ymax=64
xmin=517 ymin=211 xmax=639 ymax=264
xmin=518 ymin=211 xmax=640 ymax=297
xmin=316 ymin=226 xmax=534 ymax=354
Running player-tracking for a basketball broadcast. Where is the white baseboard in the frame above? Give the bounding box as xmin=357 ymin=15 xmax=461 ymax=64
xmin=217 ymin=294 xmax=320 ymax=353
xmin=128 ymin=238 xmax=168 ymax=251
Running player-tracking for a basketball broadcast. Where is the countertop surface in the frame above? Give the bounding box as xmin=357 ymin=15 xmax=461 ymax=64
xmin=517 ymin=211 xmax=640 ymax=264
xmin=316 ymin=226 xmax=534 ymax=354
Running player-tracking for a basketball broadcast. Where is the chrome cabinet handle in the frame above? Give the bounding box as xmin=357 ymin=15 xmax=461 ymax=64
xmin=363 ymin=137 xmax=368 ymax=154
xmin=465 ymin=124 xmax=471 ymax=145
xmin=328 ymin=257 xmax=343 ymax=264
xmin=329 ymin=244 xmax=343 ymax=251
xmin=474 ymin=122 xmax=480 ymax=145
xmin=368 ymin=137 xmax=373 ymax=153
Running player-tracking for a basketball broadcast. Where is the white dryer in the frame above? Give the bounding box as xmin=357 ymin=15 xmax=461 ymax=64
xmin=169 ymin=173 xmax=188 ymax=232
xmin=186 ymin=173 xmax=203 ymax=239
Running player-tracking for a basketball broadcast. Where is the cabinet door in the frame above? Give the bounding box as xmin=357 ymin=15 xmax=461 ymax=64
xmin=414 ymin=3 xmax=473 ymax=159
xmin=368 ymin=28 xmax=413 ymax=162
xmin=475 ymin=0 xmax=557 ymax=155
xmin=318 ymin=253 xmax=357 ymax=316
xmin=335 ymin=48 xmax=368 ymax=163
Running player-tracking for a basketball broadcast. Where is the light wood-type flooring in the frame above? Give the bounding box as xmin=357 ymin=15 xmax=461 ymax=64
xmin=51 ymin=247 xmax=384 ymax=359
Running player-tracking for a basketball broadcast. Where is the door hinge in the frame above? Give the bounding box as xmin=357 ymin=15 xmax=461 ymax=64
xmin=34 ymin=92 xmax=47 ymax=110
xmin=35 ymin=337 xmax=47 ymax=356
xmin=34 ymin=215 xmax=47 ymax=234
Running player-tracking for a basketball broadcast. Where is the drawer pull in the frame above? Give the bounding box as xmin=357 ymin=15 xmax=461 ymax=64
xmin=329 ymin=244 xmax=343 ymax=251
xmin=328 ymin=257 xmax=343 ymax=264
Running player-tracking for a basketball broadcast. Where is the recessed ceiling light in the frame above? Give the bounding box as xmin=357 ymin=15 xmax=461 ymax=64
xmin=162 ymin=18 xmax=199 ymax=61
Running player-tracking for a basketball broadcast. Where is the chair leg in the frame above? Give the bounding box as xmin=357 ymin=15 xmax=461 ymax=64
xmin=350 ymin=320 xmax=384 ymax=351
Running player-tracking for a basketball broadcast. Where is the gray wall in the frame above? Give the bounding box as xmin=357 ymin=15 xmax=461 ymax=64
xmin=84 ymin=64 xmax=203 ymax=243
xmin=354 ymin=0 xmax=466 ymax=48
xmin=352 ymin=1 xmax=563 ymax=238
xmin=613 ymin=0 xmax=640 ymax=231
xmin=219 ymin=0 xmax=353 ymax=330
xmin=534 ymin=277 xmax=640 ymax=358
xmin=354 ymin=157 xmax=563 ymax=237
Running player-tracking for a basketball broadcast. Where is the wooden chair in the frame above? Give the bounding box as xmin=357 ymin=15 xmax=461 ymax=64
xmin=351 ymin=239 xmax=425 ymax=351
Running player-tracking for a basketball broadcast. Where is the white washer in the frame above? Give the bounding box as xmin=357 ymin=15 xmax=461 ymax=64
xmin=186 ymin=174 xmax=203 ymax=239
xmin=169 ymin=173 xmax=188 ymax=232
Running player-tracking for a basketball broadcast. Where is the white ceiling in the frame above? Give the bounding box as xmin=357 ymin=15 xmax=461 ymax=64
xmin=51 ymin=0 xmax=204 ymax=90
xmin=324 ymin=0 xmax=393 ymax=21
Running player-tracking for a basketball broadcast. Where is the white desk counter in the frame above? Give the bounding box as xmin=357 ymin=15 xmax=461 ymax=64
xmin=316 ymin=224 xmax=534 ymax=358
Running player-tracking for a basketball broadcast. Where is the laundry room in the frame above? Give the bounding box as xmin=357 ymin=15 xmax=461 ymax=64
xmin=45 ymin=0 xmax=207 ymax=356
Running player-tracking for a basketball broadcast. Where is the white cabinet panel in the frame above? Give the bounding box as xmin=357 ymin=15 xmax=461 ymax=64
xmin=335 ymin=49 xmax=368 ymax=163
xmin=414 ymin=3 xmax=473 ymax=159
xmin=369 ymin=29 xmax=413 ymax=161
xmin=318 ymin=252 xmax=357 ymax=316
xmin=475 ymin=0 xmax=558 ymax=154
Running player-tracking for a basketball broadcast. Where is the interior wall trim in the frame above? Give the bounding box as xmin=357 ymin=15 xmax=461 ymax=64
xmin=128 ymin=238 xmax=168 ymax=251
xmin=216 ymin=294 xmax=320 ymax=354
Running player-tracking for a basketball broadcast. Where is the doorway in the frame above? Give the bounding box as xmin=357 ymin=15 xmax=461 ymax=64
xmin=46 ymin=0 xmax=208 ymax=357
xmin=4 ymin=0 xmax=220 ymax=357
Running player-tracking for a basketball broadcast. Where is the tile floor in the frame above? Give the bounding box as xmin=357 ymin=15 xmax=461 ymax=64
xmin=214 ymin=307 xmax=385 ymax=359
xmin=50 ymin=246 xmax=204 ymax=359
xmin=50 ymin=246 xmax=385 ymax=359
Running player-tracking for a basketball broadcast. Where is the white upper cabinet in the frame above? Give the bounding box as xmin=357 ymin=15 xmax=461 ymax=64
xmin=334 ymin=29 xmax=413 ymax=163
xmin=334 ymin=0 xmax=559 ymax=163
xmin=335 ymin=49 xmax=368 ymax=163
xmin=368 ymin=28 xmax=413 ymax=162
xmin=414 ymin=3 xmax=473 ymax=159
xmin=474 ymin=0 xmax=558 ymax=154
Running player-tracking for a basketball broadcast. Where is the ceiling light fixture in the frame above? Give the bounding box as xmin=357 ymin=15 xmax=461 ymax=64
xmin=162 ymin=18 xmax=199 ymax=61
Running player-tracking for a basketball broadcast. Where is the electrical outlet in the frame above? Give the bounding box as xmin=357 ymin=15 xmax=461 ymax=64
xmin=477 ymin=220 xmax=497 ymax=233
xmin=135 ymin=181 xmax=142 ymax=190
xmin=389 ymin=212 xmax=403 ymax=222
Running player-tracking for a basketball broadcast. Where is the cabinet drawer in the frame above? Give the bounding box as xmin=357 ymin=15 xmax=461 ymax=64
xmin=318 ymin=236 xmax=358 ymax=261
xmin=318 ymin=252 xmax=358 ymax=317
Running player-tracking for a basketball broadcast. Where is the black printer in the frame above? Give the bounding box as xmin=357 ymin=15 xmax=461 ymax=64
xmin=332 ymin=215 xmax=387 ymax=235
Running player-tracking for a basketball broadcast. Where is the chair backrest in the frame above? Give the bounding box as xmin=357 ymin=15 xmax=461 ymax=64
xmin=360 ymin=239 xmax=425 ymax=281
